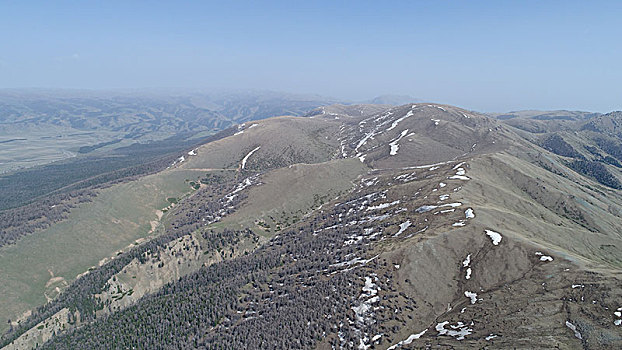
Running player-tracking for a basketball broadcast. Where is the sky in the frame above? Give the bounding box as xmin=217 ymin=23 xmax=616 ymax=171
xmin=0 ymin=0 xmax=621 ymax=112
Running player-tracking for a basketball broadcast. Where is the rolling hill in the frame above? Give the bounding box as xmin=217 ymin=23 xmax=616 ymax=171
xmin=1 ymin=102 xmax=622 ymax=349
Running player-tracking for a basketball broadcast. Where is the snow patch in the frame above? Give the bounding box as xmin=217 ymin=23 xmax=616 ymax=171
xmin=485 ymin=230 xmax=502 ymax=245
xmin=387 ymin=329 xmax=427 ymax=350
xmin=415 ymin=202 xmax=462 ymax=213
xmin=241 ymin=146 xmax=261 ymax=169
xmin=465 ymin=208 xmax=475 ymax=219
xmin=367 ymin=200 xmax=400 ymax=211
xmin=453 ymin=162 xmax=465 ymax=170
xmin=389 ymin=129 xmax=409 ymax=156
xmin=465 ymin=291 xmax=478 ymax=304
xmin=614 ymin=307 xmax=622 ymax=325
xmin=435 ymin=321 xmax=472 ymax=340
xmin=462 ymin=254 xmax=471 ymax=267
xmin=387 ymin=110 xmax=413 ymax=131
xmin=565 ymin=321 xmax=582 ymax=339
xmin=394 ymin=220 xmax=412 ymax=237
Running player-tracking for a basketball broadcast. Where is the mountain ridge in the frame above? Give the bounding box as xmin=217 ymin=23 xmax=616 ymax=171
xmin=2 ymin=102 xmax=622 ymax=349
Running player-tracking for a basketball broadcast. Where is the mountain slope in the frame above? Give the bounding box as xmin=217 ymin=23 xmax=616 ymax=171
xmin=2 ymin=103 xmax=622 ymax=350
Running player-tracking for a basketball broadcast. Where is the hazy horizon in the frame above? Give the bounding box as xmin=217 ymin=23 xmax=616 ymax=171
xmin=1 ymin=1 xmax=621 ymax=113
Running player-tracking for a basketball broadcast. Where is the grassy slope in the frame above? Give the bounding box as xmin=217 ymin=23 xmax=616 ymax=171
xmin=0 ymin=115 xmax=343 ymax=335
xmin=463 ymin=152 xmax=622 ymax=269
xmin=181 ymin=116 xmax=340 ymax=170
xmin=219 ymin=158 xmax=368 ymax=232
xmin=0 ymin=169 xmax=202 ymax=332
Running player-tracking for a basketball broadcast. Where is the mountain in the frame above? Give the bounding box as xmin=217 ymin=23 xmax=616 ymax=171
xmin=1 ymin=103 xmax=622 ymax=349
xmin=366 ymin=95 xmax=420 ymax=106
xmin=0 ymin=89 xmax=340 ymax=173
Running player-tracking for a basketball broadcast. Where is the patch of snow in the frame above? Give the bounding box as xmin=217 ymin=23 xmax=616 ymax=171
xmin=439 ymin=194 xmax=450 ymax=201
xmin=224 ymin=177 xmax=255 ymax=203
xmin=394 ymin=264 xmax=400 ymax=269
xmin=241 ymin=146 xmax=261 ymax=169
xmin=415 ymin=202 xmax=462 ymax=213
xmin=449 ymin=175 xmax=470 ymax=180
xmin=485 ymin=334 xmax=498 ymax=340
xmin=406 ymin=226 xmax=428 ymax=238
xmin=362 ymin=276 xmax=378 ymax=297
xmin=571 ymin=284 xmax=584 ymax=289
xmin=615 ymin=320 xmax=621 ymax=326
xmin=453 ymin=162 xmax=465 ymax=170
xmin=485 ymin=230 xmax=502 ymax=245
xmin=358 ymin=214 xmax=391 ymax=223
xmin=188 ymin=149 xmax=197 ymax=156
xmin=565 ymin=321 xmax=582 ymax=340
xmin=178 ymin=156 xmax=185 ymax=162
xmin=358 ymin=154 xmax=366 ymax=162
xmin=367 ymin=200 xmax=400 ymax=211
xmin=465 ymin=268 xmax=472 ymax=280
xmin=462 ymin=254 xmax=471 ymax=267
xmin=394 ymin=220 xmax=412 ymax=236
xmin=465 ymin=208 xmax=475 ymax=219
xmin=452 ymin=221 xmax=466 ymax=227
xmin=387 ymin=110 xmax=413 ymax=131
xmin=540 ymin=255 xmax=553 ymax=262
xmin=465 ymin=291 xmax=478 ymax=304
xmin=387 ymin=329 xmax=427 ymax=349
xmin=248 ymin=123 xmax=259 ymax=129
xmin=431 ymin=118 xmax=440 ymax=125
xmin=435 ymin=321 xmax=472 ymax=340
xmin=362 ymin=177 xmax=377 ymax=187
xmin=402 ymin=161 xmax=451 ymax=170
xmin=455 ymin=168 xmax=466 ymax=176
xmin=439 ymin=182 xmax=446 ymax=188
xmin=395 ymin=171 xmax=417 ymax=183
xmin=389 ymin=129 xmax=409 ymax=156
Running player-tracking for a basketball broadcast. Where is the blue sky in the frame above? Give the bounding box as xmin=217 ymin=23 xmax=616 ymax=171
xmin=0 ymin=1 xmax=620 ymax=112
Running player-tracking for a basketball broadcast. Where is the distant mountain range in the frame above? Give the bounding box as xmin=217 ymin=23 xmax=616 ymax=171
xmin=0 ymin=90 xmax=341 ymax=173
